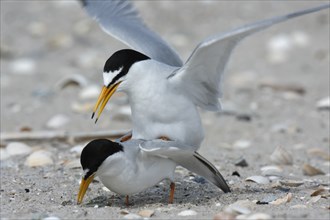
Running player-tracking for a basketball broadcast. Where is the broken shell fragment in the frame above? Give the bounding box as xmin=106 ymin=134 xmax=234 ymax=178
xmin=25 ymin=150 xmax=53 ymax=167
xmin=245 ymin=176 xmax=270 ymax=185
xmin=261 ymin=165 xmax=283 ymax=176
xmin=270 ymin=146 xmax=293 ymax=165
xmin=270 ymin=193 xmax=293 ymax=205
xmin=138 ymin=209 xmax=155 ymax=218
xmin=279 ymin=180 xmax=304 ymax=187
xmin=302 ymin=163 xmax=325 ymax=176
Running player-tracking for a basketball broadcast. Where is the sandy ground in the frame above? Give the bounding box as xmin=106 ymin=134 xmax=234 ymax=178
xmin=1 ymin=1 xmax=329 ymax=219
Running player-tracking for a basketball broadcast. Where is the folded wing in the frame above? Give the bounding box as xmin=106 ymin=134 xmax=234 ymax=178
xmin=80 ymin=0 xmax=182 ymax=67
xmin=140 ymin=140 xmax=231 ymax=193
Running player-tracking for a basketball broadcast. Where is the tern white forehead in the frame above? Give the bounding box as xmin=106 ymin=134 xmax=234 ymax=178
xmin=102 ymin=49 xmax=150 ymax=87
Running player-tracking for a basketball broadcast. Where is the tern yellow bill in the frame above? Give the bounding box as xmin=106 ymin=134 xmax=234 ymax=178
xmin=77 ymin=174 xmax=95 ymax=204
xmin=92 ymin=82 xmax=121 ymax=123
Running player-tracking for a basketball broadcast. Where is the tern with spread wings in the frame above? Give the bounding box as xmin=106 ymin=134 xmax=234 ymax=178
xmin=80 ymin=1 xmax=329 ymax=147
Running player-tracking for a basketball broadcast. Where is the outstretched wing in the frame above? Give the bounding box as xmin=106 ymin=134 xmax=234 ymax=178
xmin=80 ymin=0 xmax=182 ymax=67
xmin=170 ymin=4 xmax=329 ymax=111
xmin=140 ymin=140 xmax=230 ymax=193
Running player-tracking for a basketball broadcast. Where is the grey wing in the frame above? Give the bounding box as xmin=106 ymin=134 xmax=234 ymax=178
xmin=140 ymin=140 xmax=230 ymax=193
xmin=170 ymin=4 xmax=329 ymax=111
xmin=80 ymin=0 xmax=182 ymax=67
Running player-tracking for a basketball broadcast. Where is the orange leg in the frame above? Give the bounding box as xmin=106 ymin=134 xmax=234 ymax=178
xmin=169 ymin=182 xmax=175 ymax=204
xmin=120 ymin=133 xmax=132 ymax=142
xmin=125 ymin=195 xmax=129 ymax=206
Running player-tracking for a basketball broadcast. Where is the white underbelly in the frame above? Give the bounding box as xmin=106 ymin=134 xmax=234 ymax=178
xmin=131 ymin=100 xmax=204 ymax=148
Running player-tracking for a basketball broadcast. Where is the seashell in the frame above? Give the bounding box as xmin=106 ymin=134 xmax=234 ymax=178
xmin=123 ymin=213 xmax=142 ymax=219
xmin=0 ymin=148 xmax=10 ymax=161
xmin=55 ymin=74 xmax=89 ymax=90
xmin=28 ymin=22 xmax=46 ymax=37
xmin=6 ymin=142 xmax=32 ymax=156
xmin=279 ymin=180 xmax=304 ymax=187
xmin=224 ymin=200 xmax=254 ymax=215
xmin=242 ymin=213 xmax=272 ymax=220
xmin=46 ymin=114 xmax=70 ymax=129
xmin=10 ymin=59 xmax=36 ymax=75
xmin=79 ymin=85 xmax=101 ymax=100
xmin=316 ymin=97 xmax=330 ymax=110
xmin=245 ymin=176 xmax=270 ymax=185
xmin=138 ymin=209 xmax=154 ymax=218
xmin=261 ymin=165 xmax=283 ymax=176
xmin=307 ymin=195 xmax=321 ymax=204
xmin=307 ymin=148 xmax=330 ymax=161
xmin=270 ymin=146 xmax=293 ymax=165
xmin=213 ymin=211 xmax=236 ymax=220
xmin=64 ymin=159 xmax=81 ymax=169
xmin=233 ymin=140 xmax=251 ymax=149
xmin=270 ymin=193 xmax=292 ymax=205
xmin=266 ymin=34 xmax=292 ymax=64
xmin=302 ymin=163 xmax=325 ymax=176
xmin=70 ymin=145 xmax=84 ymax=156
xmin=310 ymin=188 xmax=329 ymax=197
xmin=42 ymin=217 xmax=61 ymax=220
xmin=71 ymin=102 xmax=94 ymax=113
xmin=48 ymin=34 xmax=73 ymax=49
xmin=291 ymin=31 xmax=309 ymax=47
xmin=177 ymin=210 xmax=197 ymax=216
xmin=25 ymin=150 xmax=53 ymax=167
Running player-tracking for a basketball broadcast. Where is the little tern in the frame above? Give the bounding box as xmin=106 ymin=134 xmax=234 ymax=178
xmin=80 ymin=1 xmax=329 ymax=147
xmin=77 ymin=138 xmax=230 ymax=205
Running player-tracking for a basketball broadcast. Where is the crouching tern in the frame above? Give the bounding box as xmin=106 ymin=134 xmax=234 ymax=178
xmin=80 ymin=1 xmax=329 ymax=147
xmin=77 ymin=138 xmax=230 ymax=205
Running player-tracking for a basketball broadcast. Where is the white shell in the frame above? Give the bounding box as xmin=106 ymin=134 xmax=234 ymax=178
xmin=260 ymin=165 xmax=283 ymax=176
xmin=6 ymin=142 xmax=32 ymax=156
xmin=224 ymin=200 xmax=255 ymax=215
xmin=10 ymin=59 xmax=36 ymax=75
xmin=25 ymin=150 xmax=53 ymax=167
xmin=233 ymin=140 xmax=251 ymax=149
xmin=279 ymin=180 xmax=304 ymax=187
xmin=245 ymin=176 xmax=270 ymax=185
xmin=177 ymin=210 xmax=197 ymax=216
xmin=46 ymin=114 xmax=70 ymax=129
xmin=79 ymin=85 xmax=101 ymax=100
xmin=316 ymin=97 xmax=330 ymax=110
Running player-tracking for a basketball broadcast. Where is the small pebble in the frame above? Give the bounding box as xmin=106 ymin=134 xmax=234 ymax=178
xmin=177 ymin=210 xmax=198 ymax=216
xmin=6 ymin=142 xmax=32 ymax=156
xmin=25 ymin=150 xmax=53 ymax=167
xmin=235 ymin=158 xmax=248 ymax=167
xmin=70 ymin=145 xmax=84 ymax=156
xmin=316 ymin=97 xmax=330 ymax=110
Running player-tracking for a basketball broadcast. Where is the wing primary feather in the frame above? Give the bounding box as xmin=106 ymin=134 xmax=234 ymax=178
xmin=193 ymin=152 xmax=231 ymax=193
xmin=173 ymin=4 xmax=329 ymax=110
